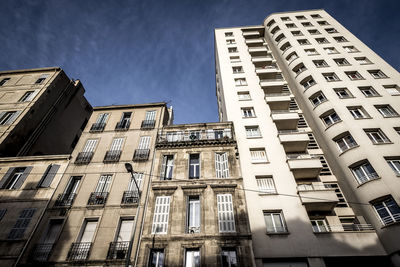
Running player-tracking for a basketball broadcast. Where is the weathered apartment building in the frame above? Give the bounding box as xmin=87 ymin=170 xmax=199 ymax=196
xmin=215 ymin=8 xmax=399 ymax=267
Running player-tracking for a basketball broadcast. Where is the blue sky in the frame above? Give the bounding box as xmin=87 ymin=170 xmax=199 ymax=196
xmin=1 ymin=0 xmax=399 ymax=124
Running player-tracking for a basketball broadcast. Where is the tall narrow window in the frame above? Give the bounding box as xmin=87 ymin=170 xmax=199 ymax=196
xmin=221 ymin=249 xmax=238 ymax=267
xmin=145 ymin=110 xmax=156 ymax=121
xmin=256 ymin=177 xmax=276 ymax=194
xmin=33 ymin=219 xmax=63 ymax=261
xmin=264 ymin=211 xmax=287 ymax=233
xmin=148 ymin=249 xmax=164 ymax=267
xmin=189 ymin=154 xmax=200 ymax=179
xmin=372 ymin=197 xmax=400 ymax=225
xmin=113 ymin=218 xmax=134 ymax=256
xmin=185 ymin=249 xmax=200 ymax=267
xmin=215 ymin=152 xmax=229 ymax=178
xmin=0 ymin=78 xmax=10 ymax=86
xmin=0 ymin=167 xmax=32 ymax=190
xmin=19 ymin=91 xmax=36 ymax=102
xmin=95 ymin=174 xmax=112 ymax=193
xmin=8 ymin=208 xmax=36 ymax=239
xmin=187 ymin=196 xmax=200 ymax=233
xmin=88 ymin=174 xmax=112 ymax=205
xmin=351 ymin=161 xmax=379 ymax=184
xmin=37 ymin=164 xmax=60 ymax=188
xmin=116 ymin=112 xmax=131 ymax=130
xmin=35 ymin=74 xmax=49 ymax=84
xmin=128 ymin=172 xmax=143 ymax=192
xmin=110 ymin=137 xmax=124 ymax=152
xmin=217 ymin=194 xmax=236 ymax=233
xmin=0 ymin=111 xmax=21 ymax=125
xmin=82 ymin=139 xmax=98 ymax=153
xmin=68 ymin=219 xmax=98 ymax=260
xmin=90 ymin=113 xmax=109 ymax=132
xmin=152 ymin=196 xmax=171 ymax=234
xmin=386 ymin=158 xmax=400 ymax=176
xmin=160 ymin=155 xmax=174 ymax=180
xmin=138 ymin=136 xmax=151 ymax=149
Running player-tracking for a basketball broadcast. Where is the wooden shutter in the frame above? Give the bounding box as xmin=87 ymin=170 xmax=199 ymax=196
xmin=110 ymin=138 xmax=123 ymax=151
xmin=215 ymin=153 xmax=222 ymax=178
xmin=128 ymin=173 xmax=143 ymax=192
xmin=8 ymin=208 xmax=36 ymax=239
xmin=215 ymin=153 xmax=229 ymax=178
xmin=257 ymin=178 xmax=276 ymax=193
xmin=145 ymin=110 xmax=156 ymax=121
xmin=95 ymin=175 xmax=112 ymax=192
xmin=138 ymin=136 xmax=150 ymax=149
xmin=83 ymin=139 xmax=98 ymax=152
xmin=151 ymin=196 xmax=170 ymax=234
xmin=38 ymin=164 xmax=60 ymax=188
xmin=14 ymin=166 xmax=32 ymax=189
xmin=0 ymin=167 xmax=15 ymax=189
xmin=160 ymin=156 xmax=168 ymax=179
xmin=217 ymin=194 xmax=235 ymax=233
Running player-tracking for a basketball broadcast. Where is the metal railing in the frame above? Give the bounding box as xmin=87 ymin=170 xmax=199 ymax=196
xmin=251 ymin=55 xmax=273 ymax=60
xmin=297 ymin=184 xmax=333 ymax=192
xmin=133 ymin=149 xmax=150 ymax=161
xmin=278 ymin=129 xmax=308 ymax=134
xmin=75 ymin=152 xmax=94 ymax=164
xmin=187 ymin=226 xmax=200 ymax=234
xmin=115 ymin=120 xmax=130 ymax=131
xmin=256 ymin=65 xmax=278 ymax=70
xmin=141 ymin=120 xmax=156 ymax=130
xmin=67 ymin=242 xmax=92 ymax=261
xmin=271 ymin=110 xmax=298 ymax=114
xmin=55 ymin=193 xmax=76 ymax=207
xmin=157 ymin=129 xmax=233 ymax=143
xmin=249 ymin=46 xmax=268 ymax=51
xmin=313 ymin=224 xmax=374 ymax=233
xmin=87 ymin=192 xmax=109 ymax=205
xmin=381 ymin=213 xmax=400 ymax=225
xmin=121 ymin=190 xmax=139 ymax=204
xmin=107 ymin=241 xmax=130 ymax=259
xmin=32 ymin=243 xmax=53 ymax=262
xmin=265 ymin=92 xmax=291 ymax=97
xmin=287 ymin=154 xmax=319 ymax=160
xmin=260 ymin=78 xmax=285 ymax=83
xmin=89 ymin=122 xmax=106 ymax=132
xmin=103 ymin=150 xmax=122 ymax=163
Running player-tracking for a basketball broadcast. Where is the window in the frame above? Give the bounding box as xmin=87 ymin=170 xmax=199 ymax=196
xmin=232 ymin=66 xmax=243 ymax=73
xmin=33 ymin=218 xmax=62 ymax=261
xmin=334 ymin=36 xmax=348 ymax=42
xmin=297 ymin=39 xmax=310 ymax=45
xmin=0 ymin=167 xmax=32 ymax=190
xmin=241 ymin=107 xmax=255 ymax=118
xmin=311 ymin=219 xmax=329 ymax=232
xmin=305 ymin=48 xmax=318 ymax=55
xmin=230 ymin=56 xmax=240 ymax=63
xmin=309 ymin=92 xmax=327 ymax=107
xmin=359 ymin=86 xmax=379 ymax=97
xmin=375 ymin=105 xmax=398 ymax=117
xmin=311 ymin=14 xmax=322 ymax=18
xmin=346 ymin=71 xmax=363 ymax=80
xmin=19 ymin=91 xmax=36 ymax=102
xmin=110 ymin=137 xmax=124 ymax=152
xmin=351 ymin=161 xmax=379 ymax=184
xmin=369 ymin=70 xmax=388 ymax=79
xmin=286 ymin=23 xmax=296 ymax=28
xmin=383 ymin=85 xmax=400 ymax=95
xmin=256 ymin=177 xmax=276 ymax=194
xmin=348 ymin=106 xmax=370 ymax=119
xmin=245 ymin=126 xmax=261 ymax=138
xmin=343 ymin=46 xmax=359 ymax=53
xmin=365 ymin=129 xmax=391 ymax=144
xmin=8 ymin=208 xmax=36 ymax=239
xmin=267 ymin=20 xmax=276 ymax=28
xmin=115 ymin=218 xmax=134 ymax=243
xmin=321 ymin=111 xmax=341 ymax=126
xmin=117 ymin=112 xmax=131 ymax=129
xmin=221 ymin=249 xmax=238 ymax=267
xmin=395 ymin=127 xmax=400 ymax=136
xmin=316 ymin=38 xmax=329 ymax=44
xmin=317 ymin=20 xmax=329 ymax=25
xmin=275 ymin=34 xmax=285 ymax=43
xmin=228 ymin=47 xmax=237 ymax=53
xmin=325 ymin=28 xmax=338 ymax=33
xmin=250 ymin=148 xmax=268 ymax=163
xmin=69 ymin=219 xmax=98 ymax=260
xmin=313 ymin=60 xmax=328 ymax=67
xmin=386 ymin=158 xmax=400 ymax=176
xmin=215 ymin=152 xmax=229 ymax=178
xmin=286 ymin=52 xmax=298 ymax=62
xmin=152 ymin=196 xmax=170 ymax=234
xmin=127 ymin=172 xmax=143 ymax=198
xmin=95 ymin=174 xmax=112 ymax=193
xmin=234 ymin=78 xmax=247 ymax=86
xmin=301 ymin=22 xmax=312 ymax=27
xmin=138 ymin=136 xmax=151 ymax=149
xmin=355 ymin=57 xmax=372 ymax=64
xmin=93 ymin=112 xmax=109 ymax=129
xmin=301 ymin=77 xmax=316 ymax=89
xmin=264 ymin=211 xmax=287 ymax=233
xmin=35 ymin=74 xmax=49 ymax=84
xmin=145 ymin=110 xmax=156 ymax=122
xmin=160 ymin=155 xmax=174 ymax=180
xmin=281 ymin=17 xmax=290 ymax=21
xmin=308 ymin=29 xmax=320 ymax=35
xmin=226 ymin=39 xmax=235 ymax=45
xmin=0 ymin=78 xmax=10 ymax=86
xmin=323 ymin=47 xmax=338 ymax=54
xmin=187 ymin=196 xmax=200 ymax=233
xmin=57 ymin=176 xmax=81 ymax=206
xmin=334 ymin=58 xmax=350 ymax=66
xmin=334 ymin=88 xmax=353 ymax=98
xmin=271 ymin=26 xmax=280 ymax=35
xmin=189 ymin=154 xmax=200 ymax=179
xmin=217 ymin=194 xmax=236 ymax=232
xmin=293 ymin=63 xmax=307 ymax=75
xmin=334 ymin=133 xmax=358 ymax=152
xmin=323 ymin=72 xmax=340 ymax=82
xmin=149 ymin=249 xmax=164 ymax=267
xmin=37 ymin=164 xmax=60 ymax=188
xmin=372 ymin=197 xmax=400 ymax=225
xmin=185 ymin=249 xmax=200 ymax=267
xmin=295 ymin=15 xmax=306 ymax=20
xmin=225 ymin=32 xmax=233 ymax=37
xmin=0 ymin=111 xmax=20 ymax=125
xmin=0 ymin=209 xmax=6 ymax=221
xmin=291 ymin=30 xmax=303 ymax=36
xmin=237 ymin=91 xmax=250 ymax=100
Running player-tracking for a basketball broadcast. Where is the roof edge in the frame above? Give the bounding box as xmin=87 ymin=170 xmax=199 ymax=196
xmin=0 ymin=67 xmax=61 ymax=75
xmin=93 ymin=102 xmax=167 ymax=110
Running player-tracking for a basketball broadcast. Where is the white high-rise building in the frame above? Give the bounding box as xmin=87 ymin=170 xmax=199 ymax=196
xmin=215 ymin=9 xmax=400 ymax=267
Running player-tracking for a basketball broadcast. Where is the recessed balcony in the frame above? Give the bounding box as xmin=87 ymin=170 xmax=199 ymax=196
xmin=248 ymin=46 xmax=269 ymax=56
xmin=260 ymin=78 xmax=287 ymax=93
xmin=265 ymin=93 xmax=291 ymax=110
xmin=245 ymin=38 xmax=264 ymax=46
xmin=278 ymin=130 xmax=310 ymax=153
xmin=271 ymin=110 xmax=299 ymax=130
xmin=256 ymin=66 xmax=280 ymax=75
xmin=242 ymin=30 xmax=261 ymax=38
xmin=287 ymin=154 xmax=322 ymax=179
xmin=298 ymin=185 xmax=339 ymax=211
xmin=251 ymin=55 xmax=274 ymax=63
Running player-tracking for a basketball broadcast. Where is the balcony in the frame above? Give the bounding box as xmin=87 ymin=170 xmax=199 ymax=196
xmin=32 ymin=243 xmax=53 ymax=262
xmin=133 ymin=149 xmax=150 ymax=161
xmin=103 ymin=150 xmax=122 ymax=163
xmin=115 ymin=120 xmax=130 ymax=131
xmin=107 ymin=241 xmax=130 ymax=260
xmin=260 ymin=78 xmax=286 ymax=91
xmin=55 ymin=193 xmax=76 ymax=207
xmin=255 ymin=65 xmax=280 ymax=75
xmin=242 ymin=30 xmax=260 ymax=38
xmin=298 ymin=185 xmax=338 ymax=211
xmin=75 ymin=152 xmax=94 ymax=164
xmin=313 ymin=224 xmax=374 ymax=233
xmin=271 ymin=110 xmax=299 ymax=130
xmin=287 ymin=154 xmax=323 ymax=179
xmin=248 ymin=46 xmax=269 ymax=56
xmin=121 ymin=190 xmax=139 ymax=204
xmin=278 ymin=130 xmax=310 ymax=153
xmin=89 ymin=122 xmax=106 ymax=132
xmin=265 ymin=93 xmax=291 ymax=110
xmin=67 ymin=242 xmax=92 ymax=261
xmin=251 ymin=55 xmax=274 ymax=63
xmin=87 ymin=192 xmax=109 ymax=205
xmin=141 ymin=120 xmax=156 ymax=130
xmin=245 ymin=38 xmax=264 ymax=46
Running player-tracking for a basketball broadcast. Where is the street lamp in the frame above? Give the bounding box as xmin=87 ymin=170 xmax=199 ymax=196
xmin=125 ymin=163 xmax=140 ymax=195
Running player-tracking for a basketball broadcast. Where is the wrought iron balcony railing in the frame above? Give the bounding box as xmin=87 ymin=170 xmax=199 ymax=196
xmin=313 ymin=224 xmax=374 ymax=233
xmin=141 ymin=120 xmax=156 ymax=130
xmin=67 ymin=242 xmax=92 ymax=261
xmin=133 ymin=149 xmax=150 ymax=161
xmin=89 ymin=122 xmax=106 ymax=132
xmin=107 ymin=241 xmax=130 ymax=259
xmin=115 ymin=120 xmax=130 ymax=131
xmin=121 ymin=190 xmax=139 ymax=204
xmin=32 ymin=243 xmax=53 ymax=262
xmin=87 ymin=192 xmax=109 ymax=205
xmin=75 ymin=152 xmax=94 ymax=164
xmin=55 ymin=193 xmax=76 ymax=207
xmin=103 ymin=150 xmax=122 ymax=163
xmin=157 ymin=129 xmax=233 ymax=144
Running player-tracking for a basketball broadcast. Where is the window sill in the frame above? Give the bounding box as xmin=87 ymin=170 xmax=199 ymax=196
xmin=312 ymin=100 xmax=328 ymax=110
xmin=338 ymin=145 xmax=359 ymax=156
xmin=326 ymin=52 xmax=340 ymax=55
xmin=235 ymin=84 xmax=248 ymax=87
xmin=338 ymin=96 xmax=355 ymax=99
xmin=382 ymin=115 xmax=400 ymax=118
xmin=238 ymin=99 xmax=252 ymax=101
xmin=233 ymin=72 xmax=245 ymax=74
xmin=303 ymin=83 xmax=317 ymax=92
xmin=247 ymin=136 xmax=263 ymax=139
xmin=359 ymin=63 xmax=373 ymax=65
xmin=371 ymin=142 xmax=393 ymax=145
xmin=259 ymin=192 xmax=278 ymax=196
xmin=363 ymin=95 xmax=382 ymax=98
xmin=356 ymin=176 xmax=381 ymax=188
xmin=381 ymin=221 xmax=400 ymax=229
xmin=372 ymin=77 xmax=389 ymax=79
xmin=242 ymin=116 xmax=257 ymax=119
xmin=324 ymin=120 xmax=343 ymax=130
xmin=354 ymin=117 xmax=373 ymax=120
xmin=316 ymin=65 xmax=330 ymax=68
xmin=325 ymin=79 xmax=342 ymax=82
xmin=251 ymin=161 xmax=269 ymax=164
xmin=266 ymin=231 xmax=290 ymax=235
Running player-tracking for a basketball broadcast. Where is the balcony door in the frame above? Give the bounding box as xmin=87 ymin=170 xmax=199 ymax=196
xmin=116 ymin=219 xmax=134 ymax=242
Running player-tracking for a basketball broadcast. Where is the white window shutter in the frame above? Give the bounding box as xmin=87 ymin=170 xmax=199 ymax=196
xmin=145 ymin=110 xmax=156 ymax=121
xmin=138 ymin=136 xmax=151 ymax=149
xmin=110 ymin=138 xmax=123 ymax=151
xmin=217 ymin=194 xmax=235 ymax=233
xmin=152 ymin=196 xmax=170 ymax=234
xmin=83 ymin=139 xmax=98 ymax=152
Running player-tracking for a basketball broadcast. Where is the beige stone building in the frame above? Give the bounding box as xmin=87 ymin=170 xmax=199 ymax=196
xmin=0 ymin=67 xmax=92 ymax=157
xmin=18 ymin=103 xmax=171 ymax=266
xmin=215 ymin=9 xmax=397 ymax=267
xmin=0 ymin=155 xmax=70 ymax=266
xmin=136 ymin=122 xmax=254 ymax=266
